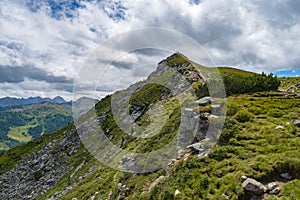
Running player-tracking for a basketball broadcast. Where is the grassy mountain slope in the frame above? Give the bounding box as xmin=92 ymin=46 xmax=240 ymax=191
xmin=0 ymin=54 xmax=299 ymax=200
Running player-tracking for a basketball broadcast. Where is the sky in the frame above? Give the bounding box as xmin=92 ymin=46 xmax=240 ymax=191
xmin=0 ymin=0 xmax=300 ymax=100
xmin=274 ymin=70 xmax=300 ymax=77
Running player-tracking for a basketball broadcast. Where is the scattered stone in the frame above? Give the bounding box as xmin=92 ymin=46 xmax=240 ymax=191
xmin=269 ymin=187 xmax=280 ymax=195
xmin=275 ymin=125 xmax=284 ymax=130
xmin=294 ymin=120 xmax=300 ymax=127
xmin=117 ymin=183 xmax=122 ymax=190
xmin=280 ymin=172 xmax=292 ymax=180
xmin=211 ymin=104 xmax=221 ymax=115
xmin=267 ymin=182 xmax=278 ymax=191
xmin=174 ymin=189 xmax=181 ymax=196
xmin=242 ymin=175 xmax=248 ymax=180
xmin=149 ymin=176 xmax=164 ymax=191
xmin=167 ymin=159 xmax=177 ymax=168
xmin=184 ymin=108 xmax=193 ymax=112
xmin=195 ymin=97 xmax=212 ymax=105
xmin=242 ymin=178 xmax=267 ymax=195
xmin=221 ymin=193 xmax=230 ymax=199
xmin=187 ymin=142 xmax=203 ymax=152
xmin=109 ymin=191 xmax=113 ymax=199
xmin=68 ymin=147 xmax=77 ymax=156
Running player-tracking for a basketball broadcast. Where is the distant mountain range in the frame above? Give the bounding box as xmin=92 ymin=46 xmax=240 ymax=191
xmin=0 ymin=96 xmax=66 ymax=107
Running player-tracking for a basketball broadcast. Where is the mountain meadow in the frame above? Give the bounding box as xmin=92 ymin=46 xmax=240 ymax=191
xmin=0 ymin=53 xmax=299 ymax=200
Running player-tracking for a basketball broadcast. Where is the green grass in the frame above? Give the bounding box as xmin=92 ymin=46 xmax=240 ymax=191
xmin=0 ymin=143 xmax=9 ymax=151
xmin=7 ymin=125 xmax=32 ymax=143
xmin=35 ymin=90 xmax=300 ymax=200
xmin=0 ymin=55 xmax=299 ymax=199
xmin=218 ymin=67 xmax=256 ymax=76
xmin=280 ymin=179 xmax=300 ymax=199
xmin=0 ymin=102 xmax=73 ymax=150
xmin=148 ymin=93 xmax=300 ymax=199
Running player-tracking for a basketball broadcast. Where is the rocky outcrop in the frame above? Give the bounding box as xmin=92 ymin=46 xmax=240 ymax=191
xmin=242 ymin=178 xmax=267 ymax=195
xmin=242 ymin=178 xmax=285 ymax=197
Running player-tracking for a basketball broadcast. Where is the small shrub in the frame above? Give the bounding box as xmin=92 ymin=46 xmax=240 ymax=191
xmin=226 ymin=104 xmax=239 ymax=116
xmin=248 ymin=106 xmax=264 ymax=115
xmin=218 ymin=118 xmax=239 ymax=145
xmin=234 ymin=110 xmax=254 ymax=123
xmin=268 ymin=109 xmax=285 ymax=118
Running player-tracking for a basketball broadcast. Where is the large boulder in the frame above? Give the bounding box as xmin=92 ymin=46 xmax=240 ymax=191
xmin=242 ymin=178 xmax=267 ymax=195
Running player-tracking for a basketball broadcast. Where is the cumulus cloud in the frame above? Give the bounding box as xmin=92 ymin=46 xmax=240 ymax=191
xmin=0 ymin=0 xmax=299 ymax=99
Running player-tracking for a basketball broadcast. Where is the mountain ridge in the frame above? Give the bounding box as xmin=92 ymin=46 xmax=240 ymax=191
xmin=0 ymin=53 xmax=298 ymax=200
xmin=0 ymin=96 xmax=67 ymax=107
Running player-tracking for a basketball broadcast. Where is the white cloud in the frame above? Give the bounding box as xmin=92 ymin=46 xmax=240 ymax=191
xmin=0 ymin=0 xmax=300 ymax=99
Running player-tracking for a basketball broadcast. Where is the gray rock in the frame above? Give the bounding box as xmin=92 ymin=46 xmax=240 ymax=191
xmin=267 ymin=182 xmax=278 ymax=191
xmin=149 ymin=176 xmax=164 ymax=191
xmin=294 ymin=120 xmax=300 ymax=127
xmin=187 ymin=142 xmax=203 ymax=152
xmin=221 ymin=193 xmax=230 ymax=199
xmin=242 ymin=178 xmax=267 ymax=194
xmin=0 ymin=127 xmax=80 ymax=200
xmin=275 ymin=125 xmax=284 ymax=130
xmin=174 ymin=189 xmax=180 ymax=196
xmin=195 ymin=97 xmax=212 ymax=105
xmin=117 ymin=183 xmax=122 ymax=190
xmin=211 ymin=104 xmax=221 ymax=115
xmin=269 ymin=187 xmax=280 ymax=195
xmin=280 ymin=172 xmax=292 ymax=180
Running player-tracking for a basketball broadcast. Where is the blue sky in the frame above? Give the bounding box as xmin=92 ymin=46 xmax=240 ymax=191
xmin=0 ymin=0 xmax=300 ymax=99
xmin=274 ymin=70 xmax=300 ymax=77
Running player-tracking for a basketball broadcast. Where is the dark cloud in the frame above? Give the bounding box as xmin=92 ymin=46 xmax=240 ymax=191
xmin=0 ymin=65 xmax=73 ymax=84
